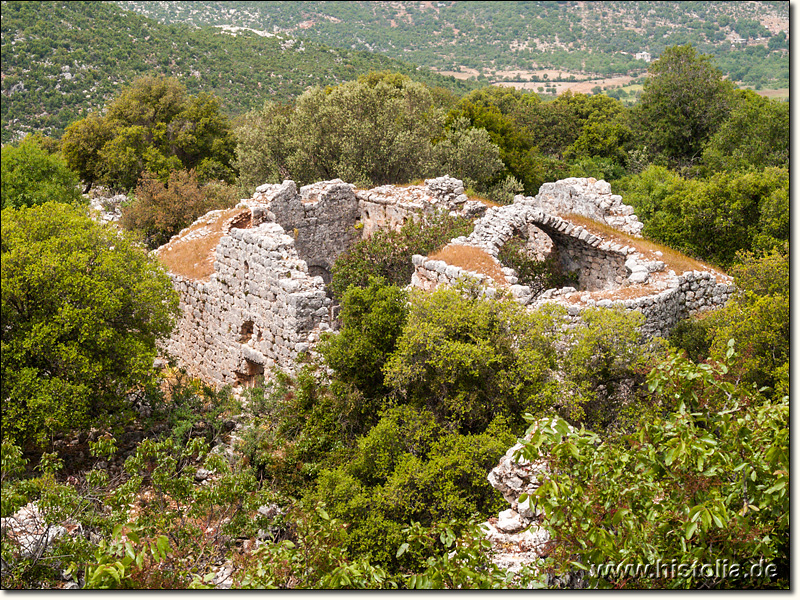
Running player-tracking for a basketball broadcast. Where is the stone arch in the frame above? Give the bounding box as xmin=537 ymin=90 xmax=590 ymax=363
xmin=524 ymin=212 xmax=626 ymax=291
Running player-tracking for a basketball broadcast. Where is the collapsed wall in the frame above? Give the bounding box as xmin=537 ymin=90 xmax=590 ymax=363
xmin=158 ymin=176 xmax=482 ymax=388
xmin=411 ymin=177 xmax=733 ymax=339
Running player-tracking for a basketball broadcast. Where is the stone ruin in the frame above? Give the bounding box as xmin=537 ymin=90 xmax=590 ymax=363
xmin=156 ymin=175 xmax=733 ymax=388
xmin=157 ymin=176 xmax=485 ymax=387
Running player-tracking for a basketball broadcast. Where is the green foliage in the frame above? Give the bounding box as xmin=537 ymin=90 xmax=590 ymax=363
xmin=701 ymin=247 xmax=789 ymax=398
xmin=518 ymin=348 xmax=789 ymax=589
xmin=236 ymin=73 xmax=445 ymax=190
xmin=329 ymin=212 xmax=473 ymax=299
xmin=497 ymin=235 xmax=574 ymax=295
xmin=1 ymin=203 xmax=179 ymax=448
xmin=428 ymin=116 xmax=505 ymax=192
xmin=307 ymin=407 xmax=515 ymax=570
xmin=236 ymin=367 xmax=352 ymax=496
xmin=318 ymin=279 xmax=409 ymax=404
xmin=120 ymin=169 xmax=239 ymax=248
xmin=633 ymin=45 xmax=736 ymax=167
xmin=617 ymin=164 xmax=788 ymax=267
xmin=397 ymin=519 xmax=542 ymax=589
xmin=61 ymin=76 xmax=236 ymax=191
xmin=84 ymin=527 xmax=173 ymax=589
xmin=1 ymin=135 xmax=83 ymax=209
xmin=384 ymin=286 xmax=564 ymax=433
xmin=234 ymin=503 xmax=394 ymax=589
xmin=702 ymin=89 xmax=789 ymax=173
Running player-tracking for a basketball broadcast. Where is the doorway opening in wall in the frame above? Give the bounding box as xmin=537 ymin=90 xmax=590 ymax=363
xmin=308 ymin=265 xmax=332 ymax=286
xmin=235 ymin=358 xmax=264 ymax=388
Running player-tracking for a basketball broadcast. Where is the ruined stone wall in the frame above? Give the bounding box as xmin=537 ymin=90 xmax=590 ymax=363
xmin=410 ymin=178 xmax=734 ymax=340
xmin=163 ymin=222 xmax=332 ymax=388
xmin=162 ymin=175 xmax=733 ymax=389
xmin=251 ymin=179 xmax=361 ymax=281
xmin=524 ymin=177 xmax=644 ymax=236
xmin=355 ymin=175 xmax=487 ymax=237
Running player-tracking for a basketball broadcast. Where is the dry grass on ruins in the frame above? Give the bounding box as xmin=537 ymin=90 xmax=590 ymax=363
xmin=157 ymin=208 xmax=248 ymax=280
xmin=564 ymin=213 xmax=723 ymax=276
xmin=428 ymin=244 xmax=508 ymax=284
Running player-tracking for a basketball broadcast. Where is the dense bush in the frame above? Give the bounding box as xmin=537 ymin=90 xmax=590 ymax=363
xmin=670 ymin=246 xmax=788 ymax=399
xmin=520 ymin=347 xmax=789 ymax=589
xmin=616 ymin=165 xmax=788 ymax=267
xmin=306 ymin=407 xmax=515 ymax=570
xmin=317 ymin=279 xmax=409 ymax=405
xmin=1 ymin=135 xmax=83 ymax=209
xmin=1 ymin=203 xmax=179 ymax=448
xmin=329 ymin=212 xmax=473 ymax=300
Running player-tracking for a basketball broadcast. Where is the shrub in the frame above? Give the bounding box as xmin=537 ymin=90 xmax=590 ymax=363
xmin=519 ymin=347 xmax=789 ymax=589
xmin=120 ymin=169 xmax=239 ymax=249
xmin=330 ymin=212 xmax=473 ymax=300
xmin=497 ymin=235 xmax=574 ymax=295
xmin=1 ymin=135 xmax=83 ymax=209
xmin=2 ymin=203 xmax=179 ymax=448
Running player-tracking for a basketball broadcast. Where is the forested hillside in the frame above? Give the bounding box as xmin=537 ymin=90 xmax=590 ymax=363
xmin=0 ymin=1 xmax=478 ymax=142
xmin=114 ymin=1 xmax=789 ymax=86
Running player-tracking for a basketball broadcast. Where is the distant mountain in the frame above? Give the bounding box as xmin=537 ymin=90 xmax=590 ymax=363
xmin=0 ymin=1 xmax=479 ymax=143
xmin=112 ymin=1 xmax=789 ymax=86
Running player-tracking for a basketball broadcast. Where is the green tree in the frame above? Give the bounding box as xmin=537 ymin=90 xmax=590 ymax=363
xmin=428 ymin=116 xmax=504 ymax=192
xmin=633 ymin=45 xmax=736 ymax=167
xmin=1 ymin=135 xmax=83 ymax=209
xmin=233 ymin=101 xmax=293 ymax=194
xmin=289 ymin=73 xmax=444 ymax=187
xmin=617 ymin=165 xmax=788 ymax=267
xmin=61 ymin=114 xmax=115 ymax=192
xmin=701 ymin=89 xmax=789 ymax=173
xmin=317 ymin=279 xmax=409 ymax=405
xmin=1 ymin=203 xmax=179 ymax=447
xmin=120 ymin=169 xmax=239 ymax=249
xmin=384 ymin=286 xmax=563 ymax=433
xmin=60 ymin=76 xmax=236 ymax=192
xmin=700 ymin=247 xmax=789 ymax=398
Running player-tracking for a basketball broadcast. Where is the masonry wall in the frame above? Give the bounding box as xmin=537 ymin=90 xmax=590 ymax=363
xmin=252 ymin=180 xmax=361 ymax=281
xmin=165 ymin=222 xmax=332 ymax=387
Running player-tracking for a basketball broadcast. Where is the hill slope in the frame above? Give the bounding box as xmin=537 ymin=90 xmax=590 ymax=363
xmin=0 ymin=1 xmax=479 ymax=142
xmin=112 ymin=1 xmax=789 ymax=86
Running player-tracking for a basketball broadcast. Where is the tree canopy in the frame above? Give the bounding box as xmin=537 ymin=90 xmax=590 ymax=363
xmin=61 ymin=76 xmax=237 ymax=191
xmin=1 ymin=135 xmax=83 ymax=209
xmin=633 ymin=45 xmax=736 ymax=167
xmin=1 ymin=203 xmax=179 ymax=447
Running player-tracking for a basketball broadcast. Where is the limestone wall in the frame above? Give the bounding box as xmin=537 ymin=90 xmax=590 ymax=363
xmin=523 ymin=177 xmax=644 ymax=236
xmin=163 ymin=221 xmax=333 ymax=388
xmin=249 ymin=179 xmax=361 ymax=281
xmin=161 ymin=175 xmax=734 ymax=388
xmin=410 ymin=178 xmax=733 ymax=340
